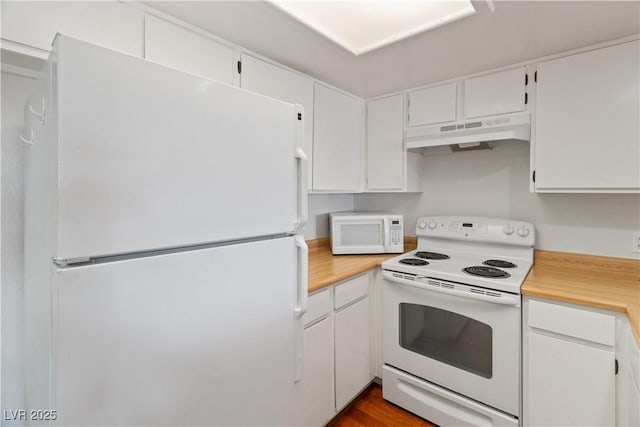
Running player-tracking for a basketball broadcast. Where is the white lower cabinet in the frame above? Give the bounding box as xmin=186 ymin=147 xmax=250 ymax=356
xmin=303 ymin=317 xmax=335 ymax=427
xmin=523 ymin=297 xmax=623 ymax=426
xmin=335 ymin=295 xmax=372 ymax=410
xmin=526 ymin=332 xmax=615 ymax=426
xmin=616 ymin=317 xmax=640 ymax=427
xmin=303 ymin=272 xmax=374 ymax=425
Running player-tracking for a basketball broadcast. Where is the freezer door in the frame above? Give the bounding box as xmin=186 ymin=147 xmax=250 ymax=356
xmin=52 ymin=237 xmax=302 ymax=426
xmin=52 ymin=36 xmax=300 ymax=260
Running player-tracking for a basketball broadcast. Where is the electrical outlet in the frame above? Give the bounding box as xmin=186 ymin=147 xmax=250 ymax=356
xmin=633 ymin=231 xmax=640 ymax=253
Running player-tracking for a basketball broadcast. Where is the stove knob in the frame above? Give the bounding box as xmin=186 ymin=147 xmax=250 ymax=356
xmin=503 ymin=225 xmax=515 ymax=235
xmin=418 ymin=220 xmax=427 ymax=230
xmin=428 ymin=220 xmax=438 ymax=230
xmin=517 ymin=226 xmax=530 ymax=237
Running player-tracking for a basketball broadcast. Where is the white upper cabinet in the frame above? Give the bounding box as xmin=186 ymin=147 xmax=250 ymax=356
xmin=463 ymin=67 xmax=526 ymax=119
xmin=367 ymin=95 xmax=404 ymax=190
xmin=240 ymin=54 xmax=314 ymax=185
xmin=408 ymin=82 xmax=457 ymax=127
xmin=313 ymin=83 xmax=365 ymax=192
xmin=1 ymin=1 xmax=144 ymax=57
xmin=144 ymin=15 xmax=234 ymax=85
xmin=366 ymin=95 xmax=422 ymax=192
xmin=534 ymin=40 xmax=640 ymax=192
xmin=408 ymin=67 xmax=526 ymax=128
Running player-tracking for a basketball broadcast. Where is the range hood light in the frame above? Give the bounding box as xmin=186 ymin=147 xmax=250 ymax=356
xmin=450 ymin=141 xmax=494 ymax=152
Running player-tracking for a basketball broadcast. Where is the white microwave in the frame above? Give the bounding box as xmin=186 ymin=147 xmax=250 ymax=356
xmin=329 ymin=212 xmax=404 ymax=255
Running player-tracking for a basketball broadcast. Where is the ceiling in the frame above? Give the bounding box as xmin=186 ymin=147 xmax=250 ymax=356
xmin=144 ymin=1 xmax=640 ymax=98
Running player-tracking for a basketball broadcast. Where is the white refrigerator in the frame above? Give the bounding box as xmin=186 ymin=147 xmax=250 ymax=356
xmin=22 ymin=35 xmax=308 ymax=426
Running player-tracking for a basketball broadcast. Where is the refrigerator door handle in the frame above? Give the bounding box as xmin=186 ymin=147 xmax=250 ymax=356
xmin=293 ymin=234 xmax=308 ymax=383
xmin=295 ymin=147 xmax=308 ymax=233
xmin=294 ymin=104 xmax=308 ymax=233
xmin=294 ymin=234 xmax=308 ymax=316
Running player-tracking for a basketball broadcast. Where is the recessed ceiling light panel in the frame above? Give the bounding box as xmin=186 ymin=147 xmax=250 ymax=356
xmin=270 ymin=1 xmax=476 ymax=56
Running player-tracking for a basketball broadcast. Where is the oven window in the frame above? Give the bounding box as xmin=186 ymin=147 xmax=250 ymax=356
xmin=399 ymin=303 xmax=492 ymax=378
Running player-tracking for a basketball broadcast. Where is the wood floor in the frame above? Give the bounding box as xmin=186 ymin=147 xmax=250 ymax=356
xmin=327 ymin=384 xmax=436 ymax=427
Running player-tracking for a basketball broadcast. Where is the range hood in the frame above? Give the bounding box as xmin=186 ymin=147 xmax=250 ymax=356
xmin=405 ymin=113 xmax=530 ymax=151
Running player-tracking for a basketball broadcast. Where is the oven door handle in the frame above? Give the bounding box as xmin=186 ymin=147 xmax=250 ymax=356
xmin=383 ymin=271 xmax=520 ymax=306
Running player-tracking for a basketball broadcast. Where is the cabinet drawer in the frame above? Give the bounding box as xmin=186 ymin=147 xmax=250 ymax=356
xmin=528 ymin=299 xmax=615 ymax=346
xmin=334 ymin=273 xmax=369 ymax=311
xmin=303 ymin=288 xmax=331 ymax=327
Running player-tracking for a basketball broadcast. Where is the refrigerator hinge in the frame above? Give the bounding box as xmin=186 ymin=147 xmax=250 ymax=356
xmin=53 ymin=256 xmax=91 ymax=267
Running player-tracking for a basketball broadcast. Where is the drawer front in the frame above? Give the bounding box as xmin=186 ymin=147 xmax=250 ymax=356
xmin=334 ymin=273 xmax=369 ymax=311
xmin=528 ymin=299 xmax=615 ymax=346
xmin=303 ymin=288 xmax=331 ymax=327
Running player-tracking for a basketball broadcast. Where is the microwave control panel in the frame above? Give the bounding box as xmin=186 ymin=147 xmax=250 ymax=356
xmin=390 ymin=219 xmax=403 ymax=247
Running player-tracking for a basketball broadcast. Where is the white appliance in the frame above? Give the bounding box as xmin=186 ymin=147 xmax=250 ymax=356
xmin=21 ymin=35 xmax=308 ymax=426
xmin=405 ymin=113 xmax=530 ymax=150
xmin=329 ymin=212 xmax=403 ymax=255
xmin=381 ymin=216 xmax=535 ymax=427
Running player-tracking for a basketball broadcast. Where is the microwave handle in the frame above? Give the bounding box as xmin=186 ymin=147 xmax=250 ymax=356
xmin=383 ymin=217 xmax=391 ymax=251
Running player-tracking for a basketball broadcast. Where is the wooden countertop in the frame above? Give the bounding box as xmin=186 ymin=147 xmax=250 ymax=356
xmin=307 ymin=237 xmax=416 ymax=293
xmin=522 ymin=250 xmax=640 ymax=341
xmin=308 ymin=241 xmax=640 ymax=340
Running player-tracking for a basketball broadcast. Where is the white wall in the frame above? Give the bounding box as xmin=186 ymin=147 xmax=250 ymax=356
xmin=355 ymin=142 xmax=640 ymax=259
xmin=305 ymin=194 xmax=354 ymax=240
xmin=1 ymin=71 xmax=35 ymax=418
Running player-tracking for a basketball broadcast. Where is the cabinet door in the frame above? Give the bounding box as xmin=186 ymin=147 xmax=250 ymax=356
xmin=617 ymin=321 xmax=640 ymax=426
xmin=240 ymin=54 xmax=314 ymax=185
xmin=334 ymin=296 xmax=372 ymax=411
xmin=144 ymin=15 xmax=234 ymax=85
xmin=303 ymin=318 xmax=335 ymax=427
xmin=313 ymin=83 xmax=364 ymax=191
xmin=367 ymin=95 xmax=404 ymax=190
xmin=1 ymin=1 xmax=143 ymax=57
xmin=534 ymin=41 xmax=640 ymax=191
xmin=408 ymin=82 xmax=457 ymax=127
xmin=463 ymin=67 xmax=526 ymax=119
xmin=526 ymin=332 xmax=615 ymax=426
xmin=619 ymin=365 xmax=640 ymax=427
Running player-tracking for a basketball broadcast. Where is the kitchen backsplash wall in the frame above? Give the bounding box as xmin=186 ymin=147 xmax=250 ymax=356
xmin=354 ymin=141 xmax=640 ymax=259
xmin=306 ymin=194 xmax=354 ymax=240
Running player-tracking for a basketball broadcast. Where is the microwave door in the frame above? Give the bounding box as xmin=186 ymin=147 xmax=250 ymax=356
xmin=335 ymin=220 xmax=385 ymax=254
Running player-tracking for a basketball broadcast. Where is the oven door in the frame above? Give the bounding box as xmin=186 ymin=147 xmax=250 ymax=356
xmin=382 ymin=271 xmax=520 ymax=416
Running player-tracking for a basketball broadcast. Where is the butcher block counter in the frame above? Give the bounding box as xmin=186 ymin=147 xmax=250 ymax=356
xmin=522 ymin=250 xmax=640 ymax=340
xmin=307 ymin=237 xmax=416 ymax=293
xmin=307 ymin=239 xmax=640 ymax=339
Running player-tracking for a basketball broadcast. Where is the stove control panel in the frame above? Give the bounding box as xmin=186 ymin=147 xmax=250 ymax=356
xmin=415 ymin=216 xmax=535 ymax=247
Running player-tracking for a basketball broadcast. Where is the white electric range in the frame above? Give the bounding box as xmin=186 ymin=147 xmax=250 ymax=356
xmin=381 ymin=216 xmax=535 ymax=427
